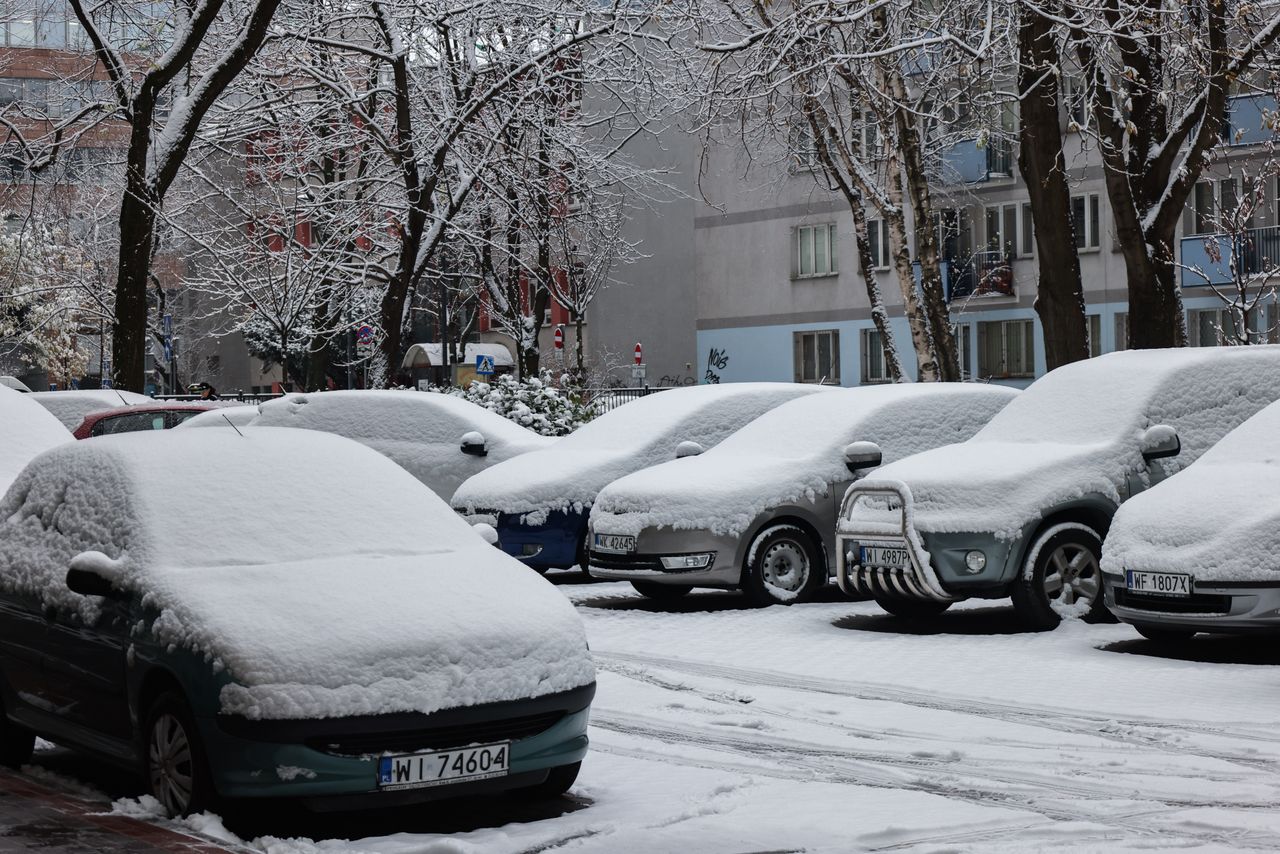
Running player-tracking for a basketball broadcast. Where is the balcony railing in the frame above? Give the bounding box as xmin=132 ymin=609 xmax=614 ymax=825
xmin=914 ymin=252 xmax=1016 ymax=301
xmin=1181 ymin=225 xmax=1280 ymax=286
xmin=940 ymin=137 xmax=1013 ymax=183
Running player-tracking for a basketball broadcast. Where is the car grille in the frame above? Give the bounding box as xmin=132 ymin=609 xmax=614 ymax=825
xmin=1114 ymin=588 xmax=1232 ymax=615
xmin=306 ymin=710 xmax=567 ymax=757
xmin=589 ymin=551 xmax=663 ymax=572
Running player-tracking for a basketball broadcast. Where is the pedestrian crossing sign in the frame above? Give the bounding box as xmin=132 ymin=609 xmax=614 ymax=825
xmin=476 ymin=354 xmax=496 ymax=375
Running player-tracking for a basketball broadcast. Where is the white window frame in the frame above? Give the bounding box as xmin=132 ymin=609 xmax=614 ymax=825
xmin=1188 ymin=306 xmax=1260 ymax=346
xmin=793 ymin=223 xmax=838 ymax=279
xmin=1018 ymin=201 xmax=1035 ymax=259
xmin=861 ymin=327 xmax=891 ymax=384
xmin=978 ymin=319 xmax=1036 ymax=379
xmin=867 ymin=219 xmax=891 ymax=271
xmin=795 ymin=329 xmax=841 ymax=384
xmin=1072 ymin=193 xmax=1102 ymax=251
xmin=984 ymin=203 xmax=1019 ymax=258
xmin=1063 ymin=75 xmax=1088 ymax=129
xmin=1087 ymin=313 xmax=1102 ymax=358
xmin=1114 ymin=312 xmax=1129 ymax=351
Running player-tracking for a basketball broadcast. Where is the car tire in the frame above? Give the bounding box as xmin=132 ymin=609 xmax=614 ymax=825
xmin=872 ymin=594 xmax=951 ymax=619
xmin=512 ymin=761 xmax=581 ymax=800
xmin=144 ymin=691 xmax=214 ymax=818
xmin=1010 ymin=524 xmax=1107 ymax=631
xmin=0 ymin=708 xmax=34 ymax=768
xmin=631 ymin=581 xmax=692 ymax=600
xmin=743 ymin=524 xmax=826 ymax=606
xmin=1134 ymin=624 xmax=1197 ymax=643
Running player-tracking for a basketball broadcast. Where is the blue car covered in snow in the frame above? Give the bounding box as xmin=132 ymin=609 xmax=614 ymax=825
xmin=451 ymin=383 xmax=824 ymax=571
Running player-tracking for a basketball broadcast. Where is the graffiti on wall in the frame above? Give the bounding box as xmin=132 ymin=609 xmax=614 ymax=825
xmin=704 ymin=347 xmax=729 ymax=384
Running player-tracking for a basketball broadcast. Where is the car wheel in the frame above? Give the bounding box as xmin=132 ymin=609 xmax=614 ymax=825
xmin=144 ymin=691 xmax=214 ymax=817
xmin=1010 ymin=524 xmax=1107 ymax=631
xmin=872 ymin=594 xmax=951 ymax=619
xmin=631 ymin=581 xmax=692 ymax=600
xmin=0 ymin=707 xmax=34 ymax=768
xmin=1134 ymin=624 xmax=1197 ymax=643
xmin=512 ymin=761 xmax=581 ymax=800
xmin=743 ymin=524 xmax=825 ymax=606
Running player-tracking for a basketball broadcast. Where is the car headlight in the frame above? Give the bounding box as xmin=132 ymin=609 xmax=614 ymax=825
xmin=660 ymin=553 xmax=714 ymax=570
xmin=964 ymin=550 xmax=986 ymax=573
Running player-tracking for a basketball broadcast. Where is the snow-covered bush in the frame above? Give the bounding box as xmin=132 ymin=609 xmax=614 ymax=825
xmin=435 ymin=372 xmax=590 ymax=436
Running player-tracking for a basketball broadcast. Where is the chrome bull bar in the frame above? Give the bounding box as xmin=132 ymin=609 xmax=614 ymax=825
xmin=837 ymin=484 xmax=953 ymax=602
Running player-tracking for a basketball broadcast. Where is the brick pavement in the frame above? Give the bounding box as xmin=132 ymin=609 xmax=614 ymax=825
xmin=0 ymin=768 xmax=235 ymax=853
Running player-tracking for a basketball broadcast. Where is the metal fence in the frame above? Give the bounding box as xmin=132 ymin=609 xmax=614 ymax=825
xmin=152 ymin=393 xmax=286 ymax=404
xmin=584 ymin=386 xmax=673 ymax=414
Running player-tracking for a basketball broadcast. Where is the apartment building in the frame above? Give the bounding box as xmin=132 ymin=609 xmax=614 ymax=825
xmin=690 ymin=92 xmax=1280 ymax=388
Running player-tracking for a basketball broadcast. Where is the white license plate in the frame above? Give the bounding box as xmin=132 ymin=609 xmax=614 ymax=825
xmin=593 ymin=533 xmax=636 ymax=554
xmin=377 ymin=742 xmax=509 ymax=790
xmin=861 ymin=545 xmax=910 ymax=568
xmin=1125 ymin=570 xmax=1192 ymax=597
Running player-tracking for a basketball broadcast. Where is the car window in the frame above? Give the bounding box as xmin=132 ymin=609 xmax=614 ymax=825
xmin=167 ymin=411 xmax=201 ymax=428
xmin=92 ymin=413 xmax=166 ymax=436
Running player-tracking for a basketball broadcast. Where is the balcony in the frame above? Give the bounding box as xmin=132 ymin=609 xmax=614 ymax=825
xmin=1226 ymin=94 xmax=1279 ymax=147
xmin=1181 ymin=225 xmax=1280 ymax=286
xmin=914 ymin=252 xmax=1015 ymax=302
xmin=940 ymin=137 xmax=1013 ymax=183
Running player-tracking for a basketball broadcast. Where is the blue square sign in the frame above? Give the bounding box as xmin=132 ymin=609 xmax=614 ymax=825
xmin=476 ymin=354 xmax=495 ymax=375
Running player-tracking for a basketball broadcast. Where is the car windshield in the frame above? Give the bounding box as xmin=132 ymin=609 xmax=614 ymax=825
xmin=713 ymin=391 xmax=860 ymax=458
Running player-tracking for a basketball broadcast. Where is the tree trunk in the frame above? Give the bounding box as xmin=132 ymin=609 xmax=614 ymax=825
xmin=884 ymin=147 xmax=939 ymax=380
xmin=1018 ymin=6 xmax=1089 ymax=369
xmin=849 ymin=201 xmax=904 ymax=382
xmin=111 ymin=184 xmax=158 ymax=392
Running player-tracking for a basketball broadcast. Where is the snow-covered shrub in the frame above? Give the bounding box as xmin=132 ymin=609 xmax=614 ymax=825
xmin=436 ymin=371 xmax=589 ymax=436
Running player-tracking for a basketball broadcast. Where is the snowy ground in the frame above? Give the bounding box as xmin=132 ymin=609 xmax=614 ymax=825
xmin=35 ymin=573 xmax=1280 ymax=853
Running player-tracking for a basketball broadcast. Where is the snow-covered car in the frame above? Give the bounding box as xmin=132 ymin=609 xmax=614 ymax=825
xmin=71 ymin=403 xmax=214 ymax=438
xmin=174 ymin=406 xmax=262 ymax=429
xmin=0 ymin=385 xmax=72 ymax=493
xmin=29 ymin=389 xmax=152 ymax=429
xmin=0 ymin=428 xmax=594 ymax=816
xmin=452 ymin=383 xmax=825 ymax=572
xmin=0 ymin=376 xmax=31 ymax=393
xmin=251 ymin=390 xmax=555 ymax=501
xmin=837 ymin=348 xmax=1280 ymax=630
xmin=587 ymin=384 xmax=1018 ymax=605
xmin=1102 ymin=397 xmax=1280 ymax=641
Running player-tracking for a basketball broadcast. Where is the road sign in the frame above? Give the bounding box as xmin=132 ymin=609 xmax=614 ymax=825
xmin=101 ymin=376 xmax=112 ymax=389
xmin=634 ymin=342 xmax=642 ymax=365
xmin=554 ymin=326 xmax=564 ymax=350
xmin=632 ymin=363 xmax=647 ymax=380
xmin=356 ymin=324 xmax=375 ymax=345
xmin=162 ymin=314 xmax=172 ymax=336
xmin=476 ymin=354 xmax=496 ymax=376
xmin=163 ymin=336 xmax=173 ymax=362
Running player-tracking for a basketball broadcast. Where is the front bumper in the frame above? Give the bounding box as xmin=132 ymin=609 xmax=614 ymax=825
xmin=586 ymin=527 xmax=742 ymax=588
xmin=496 ymin=509 xmax=587 ymax=570
xmin=1104 ymin=575 xmax=1280 ymax=633
xmin=199 ymin=683 xmax=594 ymax=805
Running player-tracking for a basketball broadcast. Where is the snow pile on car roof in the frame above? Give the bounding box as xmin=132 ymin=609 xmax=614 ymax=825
xmin=252 ymin=390 xmax=553 ymax=500
xmin=591 ymin=384 xmax=1017 ymax=537
xmin=0 ymin=385 xmax=73 ymax=494
xmin=174 ymin=406 xmax=261 ymax=429
xmin=0 ymin=428 xmax=593 ymax=719
xmin=451 ymin=383 xmax=823 ymax=517
xmin=1103 ymin=398 xmax=1280 ymax=582
xmin=28 ymin=389 xmax=152 ymax=429
xmin=844 ymin=347 xmax=1280 ymax=539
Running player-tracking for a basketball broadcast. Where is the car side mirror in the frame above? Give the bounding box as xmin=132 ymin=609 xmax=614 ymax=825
xmin=844 ymin=441 xmax=883 ymax=474
xmin=460 ymin=431 xmax=487 ymax=457
xmin=675 ymin=440 xmax=705 ymax=459
xmin=66 ymin=567 xmax=121 ymax=599
xmin=472 ymin=522 xmax=500 ymax=546
xmin=1140 ymin=424 xmax=1181 ymax=463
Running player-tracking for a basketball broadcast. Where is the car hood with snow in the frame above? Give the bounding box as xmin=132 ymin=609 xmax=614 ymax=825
xmin=0 ymin=385 xmax=73 ymax=493
xmin=251 ymin=390 xmax=554 ymax=501
xmin=843 ymin=347 xmax=1280 ymax=539
xmin=29 ymin=389 xmax=153 ymax=429
xmin=0 ymin=428 xmax=593 ymax=720
xmin=591 ymin=384 xmax=1018 ymax=538
xmin=451 ymin=383 xmax=824 ymax=517
xmin=174 ymin=405 xmax=261 ymax=429
xmin=1103 ymin=398 xmax=1280 ymax=583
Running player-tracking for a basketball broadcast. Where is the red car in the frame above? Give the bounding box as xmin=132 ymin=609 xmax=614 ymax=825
xmin=72 ymin=403 xmax=215 ymax=439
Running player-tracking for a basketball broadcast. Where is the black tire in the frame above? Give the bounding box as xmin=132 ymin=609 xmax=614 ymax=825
xmin=1010 ymin=524 xmax=1107 ymax=631
xmin=743 ymin=524 xmax=826 ymax=606
xmin=872 ymin=594 xmax=952 ymax=619
xmin=0 ymin=707 xmax=34 ymax=768
xmin=1134 ymin=624 xmax=1197 ymax=643
xmin=143 ymin=691 xmax=215 ymax=817
xmin=513 ymin=761 xmax=581 ymax=800
xmin=631 ymin=581 xmax=692 ymax=600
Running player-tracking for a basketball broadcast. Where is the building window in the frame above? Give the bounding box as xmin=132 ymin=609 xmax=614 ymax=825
xmin=978 ymin=319 xmax=1035 ymax=378
xmin=794 ymin=223 xmax=837 ymax=278
xmin=1191 ymin=178 xmax=1243 ymax=235
xmin=984 ymin=203 xmax=1019 ymax=258
xmin=866 ymin=219 xmax=890 ymax=270
xmin=954 ymin=323 xmax=973 ymax=380
xmin=1072 ymin=193 xmax=1102 ymax=250
xmin=861 ymin=328 xmax=890 ymax=383
xmin=1188 ymin=307 xmax=1259 ymax=346
xmin=794 ymin=329 xmax=840 ymax=384
xmin=789 ymin=123 xmax=819 ymax=172
xmin=1019 ymin=202 xmax=1035 ymax=258
xmin=1087 ymin=313 xmax=1102 ymax=357
xmin=1063 ymin=75 xmax=1088 ymax=128
xmin=1114 ymin=312 xmax=1129 ymax=351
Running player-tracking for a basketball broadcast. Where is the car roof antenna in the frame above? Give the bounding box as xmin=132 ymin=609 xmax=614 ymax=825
xmin=221 ymin=413 xmax=245 ymax=437
xmin=113 ymin=389 xmax=129 ymax=407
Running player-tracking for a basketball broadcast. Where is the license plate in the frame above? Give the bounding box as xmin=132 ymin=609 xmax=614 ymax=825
xmin=593 ymin=533 xmax=636 ymax=554
xmin=377 ymin=742 xmax=509 ymax=790
xmin=1125 ymin=570 xmax=1192 ymax=597
xmin=861 ymin=545 xmax=910 ymax=568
